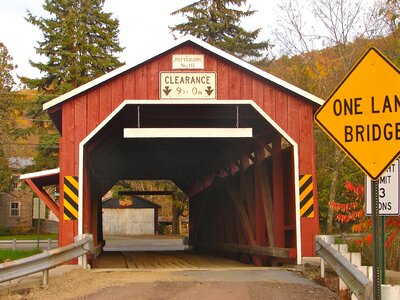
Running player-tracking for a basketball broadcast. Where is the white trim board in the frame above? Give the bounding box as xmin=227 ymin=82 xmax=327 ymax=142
xmin=43 ymin=35 xmax=323 ymax=111
xmin=20 ymin=168 xmax=60 ymax=180
xmin=124 ymin=128 xmax=253 ymax=138
xmin=78 ymin=100 xmax=302 ymax=264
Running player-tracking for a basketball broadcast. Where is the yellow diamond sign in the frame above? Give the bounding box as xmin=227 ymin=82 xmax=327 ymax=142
xmin=314 ymin=48 xmax=400 ymax=180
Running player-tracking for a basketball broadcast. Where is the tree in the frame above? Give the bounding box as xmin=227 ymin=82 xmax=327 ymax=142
xmin=170 ymin=0 xmax=269 ymax=60
xmin=23 ymin=0 xmax=124 ymax=94
xmin=0 ymin=43 xmax=17 ymax=192
xmin=21 ymin=0 xmax=124 ymax=170
xmin=269 ymin=0 xmax=385 ymax=233
xmin=0 ymin=43 xmax=15 ymax=93
xmin=330 ymin=180 xmax=400 ymax=270
xmin=376 ymin=0 xmax=400 ymax=65
xmin=0 ymin=43 xmax=17 ymax=144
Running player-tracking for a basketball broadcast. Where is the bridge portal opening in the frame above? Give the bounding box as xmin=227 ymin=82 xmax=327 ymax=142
xmin=80 ymin=101 xmax=300 ymax=267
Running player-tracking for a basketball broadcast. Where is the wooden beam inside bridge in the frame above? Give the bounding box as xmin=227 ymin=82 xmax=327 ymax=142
xmin=123 ymin=128 xmax=253 ymax=138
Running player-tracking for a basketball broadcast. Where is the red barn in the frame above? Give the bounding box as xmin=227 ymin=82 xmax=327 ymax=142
xmin=22 ymin=36 xmax=323 ymax=265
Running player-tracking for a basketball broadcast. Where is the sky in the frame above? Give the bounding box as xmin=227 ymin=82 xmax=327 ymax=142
xmin=0 ymin=0 xmax=279 ymax=84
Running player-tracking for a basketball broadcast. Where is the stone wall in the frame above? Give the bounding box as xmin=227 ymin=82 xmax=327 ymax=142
xmin=0 ymin=190 xmax=33 ymax=232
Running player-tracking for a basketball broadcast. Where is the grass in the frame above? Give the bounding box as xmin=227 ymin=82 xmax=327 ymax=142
xmin=0 ymin=248 xmax=42 ymax=263
xmin=0 ymin=233 xmax=58 ymax=240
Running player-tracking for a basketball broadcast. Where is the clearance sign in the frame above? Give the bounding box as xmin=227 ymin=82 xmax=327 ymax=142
xmin=315 ymin=48 xmax=400 ymax=180
xmin=160 ymin=72 xmax=216 ymax=99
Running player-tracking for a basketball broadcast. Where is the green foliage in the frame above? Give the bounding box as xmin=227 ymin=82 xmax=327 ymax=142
xmin=0 ymin=248 xmax=42 ymax=263
xmin=20 ymin=0 xmax=124 ymax=172
xmin=0 ymin=43 xmax=18 ymax=143
xmin=33 ymin=131 xmax=60 ymax=170
xmin=0 ymin=42 xmax=15 ymax=92
xmin=315 ymin=131 xmax=364 ymax=232
xmin=0 ymin=43 xmax=17 ymax=191
xmin=0 ymin=151 xmax=12 ymax=193
xmin=378 ymin=0 xmax=400 ymax=65
xmin=23 ymin=0 xmax=124 ymax=94
xmin=170 ymin=0 xmax=269 ymax=60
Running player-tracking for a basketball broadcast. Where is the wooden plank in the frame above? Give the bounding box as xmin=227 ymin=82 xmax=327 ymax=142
xmin=135 ymin=65 xmax=147 ymax=99
xmin=287 ymin=95 xmax=300 ymax=143
xmin=204 ymin=51 xmax=217 ymax=72
xmin=25 ymin=179 xmax=60 ymax=218
xmin=111 ymin=76 xmax=124 ymax=111
xmin=229 ymin=67 xmax=241 ymax=99
xmin=190 ymin=240 xmax=296 ymax=259
xmin=99 ymin=82 xmax=112 ymax=121
xmin=253 ymin=78 xmax=265 ymax=111
xmin=272 ymin=134 xmax=285 ymax=248
xmin=147 ymin=61 xmax=159 ymax=99
xmin=225 ymin=182 xmax=263 ymax=265
xmin=263 ymin=84 xmax=275 ymax=119
xmin=275 ymin=89 xmax=288 ymax=131
xmin=124 ymin=128 xmax=253 ymax=138
xmin=217 ymin=59 xmax=229 ymax=99
xmin=240 ymin=156 xmax=256 ymax=236
xmin=74 ymin=95 xmax=87 ymax=174
xmin=123 ymin=71 xmax=136 ymax=99
xmin=241 ymin=72 xmax=253 ymax=100
xmin=86 ymin=89 xmax=100 ymax=134
xmin=255 ymin=145 xmax=275 ymax=247
xmin=254 ymin=145 xmax=267 ymax=246
xmin=158 ymin=51 xmax=171 ymax=78
xmin=299 ymin=103 xmax=313 ymax=173
xmin=82 ymin=163 xmax=91 ymax=235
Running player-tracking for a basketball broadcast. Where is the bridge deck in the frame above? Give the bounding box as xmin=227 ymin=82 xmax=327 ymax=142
xmin=94 ymin=251 xmax=251 ymax=269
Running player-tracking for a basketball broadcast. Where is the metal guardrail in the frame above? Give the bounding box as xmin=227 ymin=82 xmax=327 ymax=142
xmin=0 ymin=234 xmax=93 ymax=286
xmin=0 ymin=239 xmax=58 ymax=251
xmin=315 ymin=236 xmax=372 ymax=300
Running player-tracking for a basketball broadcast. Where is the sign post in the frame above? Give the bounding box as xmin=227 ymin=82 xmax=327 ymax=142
xmin=371 ymin=180 xmax=382 ymax=296
xmin=315 ymin=47 xmax=400 ymax=300
xmin=366 ymin=157 xmax=400 ymax=287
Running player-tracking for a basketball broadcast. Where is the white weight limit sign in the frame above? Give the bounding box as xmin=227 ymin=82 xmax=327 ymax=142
xmin=366 ymin=158 xmax=400 ymax=216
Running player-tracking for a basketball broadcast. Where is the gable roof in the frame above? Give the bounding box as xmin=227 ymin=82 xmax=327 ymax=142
xmin=43 ymin=35 xmax=324 ymax=111
xmin=102 ymin=196 xmax=161 ymax=209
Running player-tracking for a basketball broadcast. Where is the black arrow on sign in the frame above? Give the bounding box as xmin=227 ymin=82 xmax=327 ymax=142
xmin=163 ymin=86 xmax=172 ymax=96
xmin=205 ymin=86 xmax=214 ymax=96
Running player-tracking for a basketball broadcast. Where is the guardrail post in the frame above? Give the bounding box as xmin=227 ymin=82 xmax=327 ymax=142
xmin=12 ymin=239 xmax=16 ymax=250
xmin=82 ymin=253 xmax=88 ymax=269
xmin=316 ymin=235 xmax=335 ymax=279
xmin=42 ymin=269 xmax=49 ymax=286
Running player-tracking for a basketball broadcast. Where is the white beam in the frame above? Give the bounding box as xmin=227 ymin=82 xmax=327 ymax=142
xmin=123 ymin=128 xmax=253 ymax=138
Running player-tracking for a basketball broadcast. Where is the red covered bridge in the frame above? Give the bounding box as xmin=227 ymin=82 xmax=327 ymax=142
xmin=22 ymin=36 xmax=323 ymax=266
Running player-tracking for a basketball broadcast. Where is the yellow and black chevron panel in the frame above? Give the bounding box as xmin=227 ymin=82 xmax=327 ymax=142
xmin=299 ymin=174 xmax=315 ymax=218
xmin=63 ymin=176 xmax=79 ymax=220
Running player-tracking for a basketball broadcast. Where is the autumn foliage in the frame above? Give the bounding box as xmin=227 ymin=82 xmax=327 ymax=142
xmin=329 ymin=181 xmax=400 ymax=248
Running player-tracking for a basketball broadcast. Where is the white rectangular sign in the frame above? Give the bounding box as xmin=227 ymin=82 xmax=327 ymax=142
xmin=366 ymin=157 xmax=400 ymax=216
xmin=172 ymin=54 xmax=204 ymax=69
xmin=160 ymin=72 xmax=216 ymax=99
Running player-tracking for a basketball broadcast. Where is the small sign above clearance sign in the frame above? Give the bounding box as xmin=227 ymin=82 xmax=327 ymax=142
xmin=314 ymin=48 xmax=400 ymax=180
xmin=159 ymin=54 xmax=216 ymax=99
